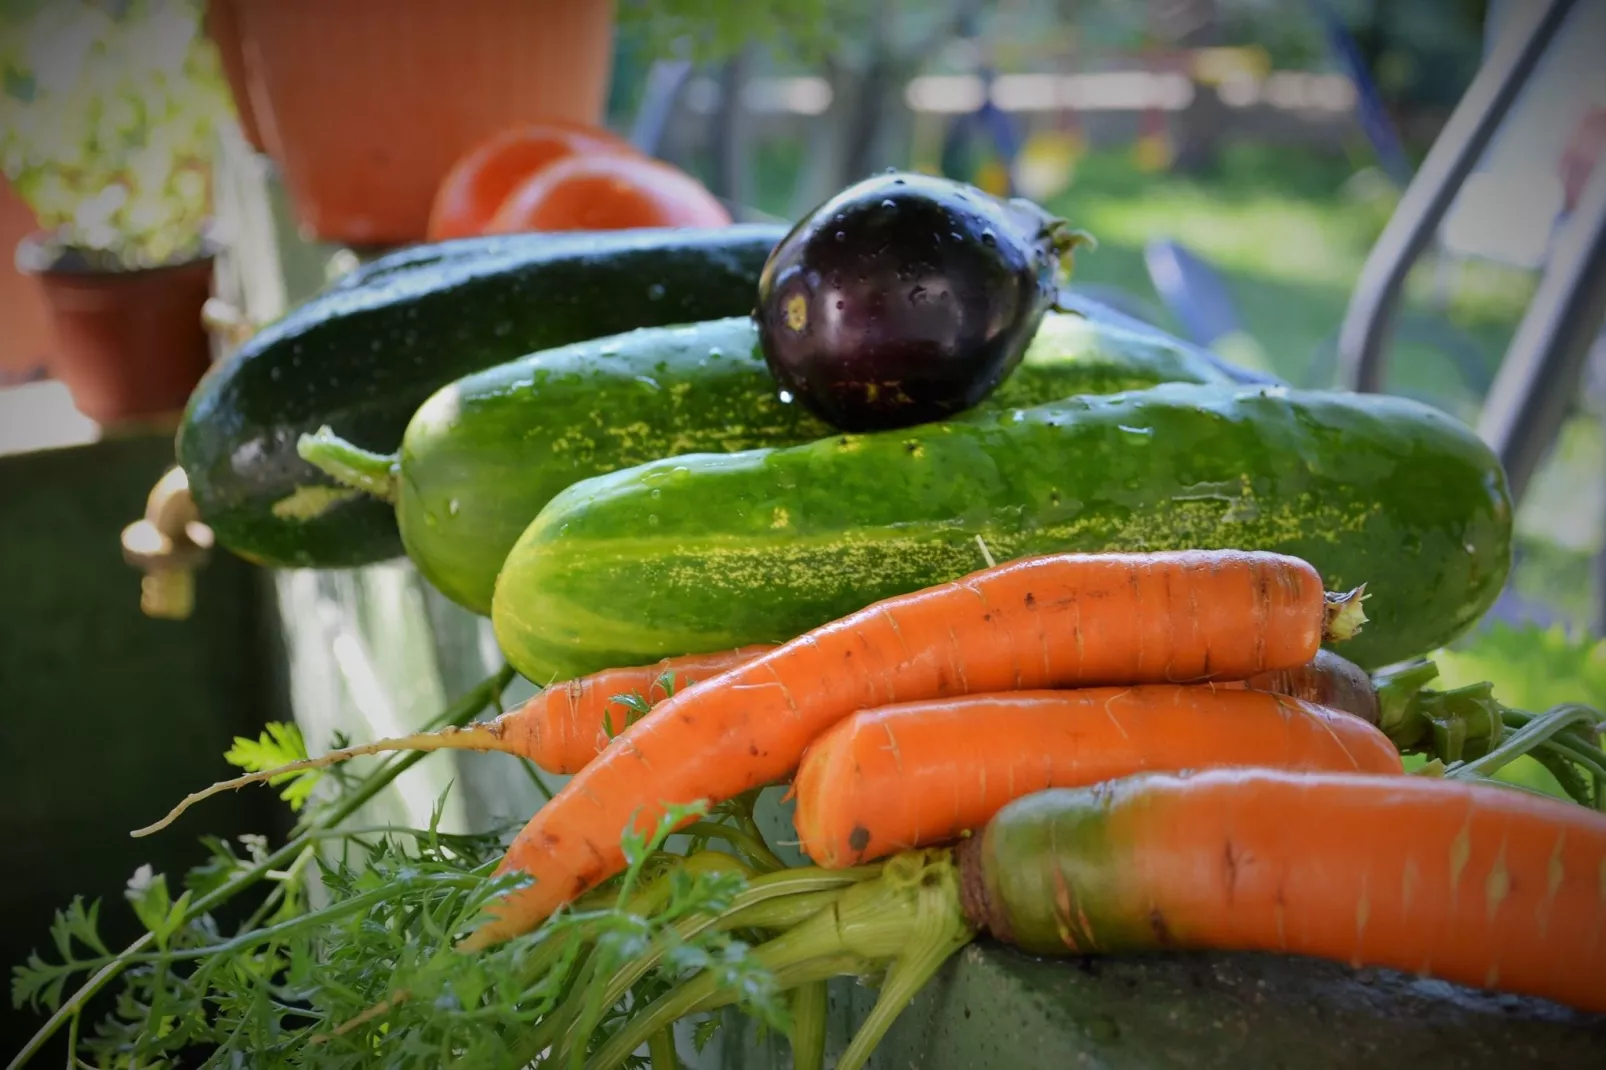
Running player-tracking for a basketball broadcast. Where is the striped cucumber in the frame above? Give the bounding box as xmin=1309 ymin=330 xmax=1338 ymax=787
xmin=301 ymin=310 xmax=1232 ymax=614
xmin=492 ymin=383 xmax=1512 ymax=681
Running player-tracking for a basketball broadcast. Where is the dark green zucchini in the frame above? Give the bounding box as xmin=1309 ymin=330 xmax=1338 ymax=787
xmin=492 ymin=383 xmax=1513 ymax=681
xmin=324 ymin=230 xmax=597 ymax=292
xmin=300 ymin=310 xmax=1232 ymax=614
xmin=177 ymin=225 xmax=787 ymax=568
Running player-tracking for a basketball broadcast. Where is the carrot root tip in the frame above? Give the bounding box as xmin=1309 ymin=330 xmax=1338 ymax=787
xmin=955 ymin=835 xmax=1007 ymax=942
xmin=1323 ymin=585 xmax=1368 ymax=643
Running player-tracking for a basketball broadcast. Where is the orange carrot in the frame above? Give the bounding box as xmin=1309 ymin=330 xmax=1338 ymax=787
xmin=962 ymin=768 xmax=1606 ymax=1015
xmin=506 ymin=645 xmax=778 ymax=774
xmin=793 ymin=685 xmax=1403 ymax=867
xmin=461 ymin=549 xmax=1365 ymax=948
xmin=129 ymin=645 xmax=768 ymax=837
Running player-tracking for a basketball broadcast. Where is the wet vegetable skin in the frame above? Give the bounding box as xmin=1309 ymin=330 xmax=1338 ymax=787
xmin=382 ymin=309 xmax=1227 ymax=613
xmin=178 ymin=225 xmax=786 ymax=568
xmin=494 ymin=382 xmax=1512 ymax=681
xmin=755 ymin=171 xmax=1083 ymax=431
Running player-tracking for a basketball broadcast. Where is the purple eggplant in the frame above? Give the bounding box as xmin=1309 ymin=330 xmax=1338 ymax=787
xmin=755 ymin=171 xmax=1089 ymax=431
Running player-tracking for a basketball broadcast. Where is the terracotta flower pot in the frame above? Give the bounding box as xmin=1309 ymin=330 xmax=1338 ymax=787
xmin=17 ymin=235 xmax=216 ymax=426
xmin=0 ymin=180 xmax=57 ymax=384
xmin=204 ymin=0 xmax=269 ymax=153
xmin=233 ymin=0 xmax=617 ymax=246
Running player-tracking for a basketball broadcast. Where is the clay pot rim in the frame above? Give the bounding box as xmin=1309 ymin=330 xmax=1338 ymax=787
xmin=14 ymin=229 xmax=221 ymax=280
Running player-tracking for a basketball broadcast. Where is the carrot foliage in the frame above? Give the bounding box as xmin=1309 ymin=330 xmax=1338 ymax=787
xmin=9 ymin=669 xmax=800 ymax=1070
xmin=14 ymin=632 xmax=1606 ymax=1069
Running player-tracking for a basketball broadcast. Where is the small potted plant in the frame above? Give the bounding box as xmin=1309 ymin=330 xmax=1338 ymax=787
xmin=2 ymin=0 xmax=231 ymax=426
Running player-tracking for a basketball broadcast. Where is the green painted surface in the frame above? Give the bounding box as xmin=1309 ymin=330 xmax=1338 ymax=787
xmin=704 ymin=942 xmax=1606 ymax=1069
xmin=0 ymin=433 xmax=290 ymax=1059
xmin=496 ymin=383 xmax=1512 ymax=680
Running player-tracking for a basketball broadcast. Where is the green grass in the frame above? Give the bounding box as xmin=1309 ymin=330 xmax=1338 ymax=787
xmin=1043 ymin=146 xmax=1539 ymax=423
xmin=1043 ymin=145 xmax=1601 ymax=632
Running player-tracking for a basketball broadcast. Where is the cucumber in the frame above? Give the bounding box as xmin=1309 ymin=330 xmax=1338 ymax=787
xmin=177 ymin=225 xmax=788 ymax=569
xmin=303 ymin=310 xmax=1233 ymax=614
xmin=493 ymin=383 xmax=1512 ymax=681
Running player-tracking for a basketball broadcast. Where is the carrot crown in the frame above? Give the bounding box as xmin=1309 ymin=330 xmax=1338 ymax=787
xmin=1322 ymin=585 xmax=1368 ymax=644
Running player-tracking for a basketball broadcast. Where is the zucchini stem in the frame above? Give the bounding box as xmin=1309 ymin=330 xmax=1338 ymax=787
xmin=296 ymin=425 xmax=399 ymax=502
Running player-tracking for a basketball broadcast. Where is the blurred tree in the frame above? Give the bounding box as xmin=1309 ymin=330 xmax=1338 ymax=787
xmin=786 ymin=0 xmax=984 ymax=215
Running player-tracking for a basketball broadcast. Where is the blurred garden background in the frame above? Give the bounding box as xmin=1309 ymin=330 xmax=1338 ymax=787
xmin=2 ymin=0 xmax=1602 ymax=657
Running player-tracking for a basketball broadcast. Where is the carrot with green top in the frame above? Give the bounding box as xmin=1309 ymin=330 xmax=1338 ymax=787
xmin=1227 ymin=649 xmax=1606 ymax=809
xmin=460 ymin=548 xmax=1365 ymax=949
xmin=793 ymin=684 xmax=1404 ymax=867
xmin=591 ymin=769 xmax=1606 ymax=1070
xmin=963 ymin=770 xmax=1606 ymax=1011
xmin=130 ymin=645 xmax=769 ymax=837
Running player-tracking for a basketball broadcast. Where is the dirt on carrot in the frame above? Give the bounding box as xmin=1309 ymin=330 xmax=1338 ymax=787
xmin=1234 ymin=649 xmax=1381 ymax=725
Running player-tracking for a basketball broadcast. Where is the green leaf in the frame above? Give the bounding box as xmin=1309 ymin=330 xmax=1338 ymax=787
xmin=11 ymin=952 xmax=70 ymax=1012
xmin=1436 ymin=621 xmax=1606 ymax=712
xmin=1435 ymin=622 xmax=1606 ymax=798
xmin=224 ymin=722 xmax=320 ymax=812
xmin=603 ymin=691 xmax=654 ymax=740
xmin=124 ymin=864 xmax=171 ymax=939
xmin=2 ymin=63 xmax=34 ymax=103
xmin=692 ymin=1015 xmax=720 ymax=1053
xmin=53 ymin=896 xmax=109 ymax=958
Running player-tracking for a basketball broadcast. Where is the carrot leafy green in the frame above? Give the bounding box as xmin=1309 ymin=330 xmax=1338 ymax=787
xmin=8 ymin=667 xmax=798 ymax=1070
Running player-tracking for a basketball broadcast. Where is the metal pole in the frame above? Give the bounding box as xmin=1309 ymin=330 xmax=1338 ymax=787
xmin=1475 ymin=154 xmax=1606 ymax=506
xmin=1335 ymin=0 xmax=1575 ymax=394
xmin=630 ymin=59 xmax=695 ymax=158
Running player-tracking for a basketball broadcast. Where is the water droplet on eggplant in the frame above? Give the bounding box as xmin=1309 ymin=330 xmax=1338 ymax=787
xmin=754 ymin=169 xmax=1069 ymax=431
